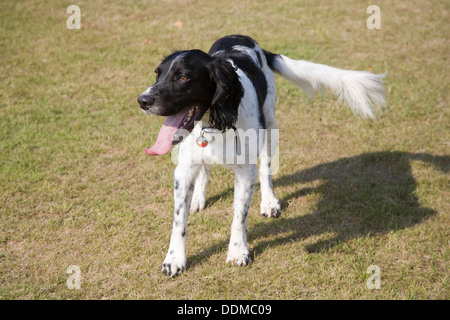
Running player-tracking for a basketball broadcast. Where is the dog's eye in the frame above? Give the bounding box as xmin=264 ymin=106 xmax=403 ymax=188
xmin=179 ymin=75 xmax=188 ymax=81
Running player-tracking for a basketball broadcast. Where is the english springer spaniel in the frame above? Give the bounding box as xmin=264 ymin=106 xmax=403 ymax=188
xmin=138 ymin=35 xmax=386 ymax=276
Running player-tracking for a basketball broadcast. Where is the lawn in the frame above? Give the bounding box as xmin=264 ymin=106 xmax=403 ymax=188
xmin=0 ymin=0 xmax=448 ymax=299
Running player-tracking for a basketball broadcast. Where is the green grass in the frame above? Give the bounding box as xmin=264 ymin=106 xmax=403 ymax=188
xmin=1 ymin=0 xmax=449 ymax=299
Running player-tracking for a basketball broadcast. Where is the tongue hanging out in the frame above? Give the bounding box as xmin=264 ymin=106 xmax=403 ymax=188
xmin=145 ymin=106 xmax=197 ymax=156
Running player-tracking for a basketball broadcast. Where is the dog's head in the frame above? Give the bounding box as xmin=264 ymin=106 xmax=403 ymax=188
xmin=138 ymin=50 xmax=243 ymax=155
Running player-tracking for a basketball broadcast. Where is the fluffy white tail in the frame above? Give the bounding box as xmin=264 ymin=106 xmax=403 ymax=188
xmin=270 ymin=54 xmax=386 ymax=118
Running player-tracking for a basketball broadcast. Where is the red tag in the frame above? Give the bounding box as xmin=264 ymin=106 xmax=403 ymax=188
xmin=196 ymin=136 xmax=208 ymax=148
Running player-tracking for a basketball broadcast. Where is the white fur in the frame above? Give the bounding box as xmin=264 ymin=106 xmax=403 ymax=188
xmin=273 ymin=55 xmax=386 ymax=118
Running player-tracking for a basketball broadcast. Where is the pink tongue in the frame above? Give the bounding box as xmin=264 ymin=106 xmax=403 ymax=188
xmin=145 ymin=109 xmax=188 ymax=156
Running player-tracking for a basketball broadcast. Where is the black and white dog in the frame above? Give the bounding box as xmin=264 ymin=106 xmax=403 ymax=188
xmin=138 ymin=35 xmax=386 ymax=276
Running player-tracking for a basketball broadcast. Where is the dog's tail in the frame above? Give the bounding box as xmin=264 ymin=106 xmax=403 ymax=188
xmin=264 ymin=50 xmax=386 ymax=119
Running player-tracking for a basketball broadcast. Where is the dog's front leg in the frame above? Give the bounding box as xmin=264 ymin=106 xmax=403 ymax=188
xmin=161 ymin=163 xmax=200 ymax=277
xmin=226 ymin=164 xmax=257 ymax=266
xmin=190 ymin=164 xmax=210 ymax=213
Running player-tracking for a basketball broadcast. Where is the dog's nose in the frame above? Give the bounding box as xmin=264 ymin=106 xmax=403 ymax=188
xmin=138 ymin=95 xmax=155 ymax=110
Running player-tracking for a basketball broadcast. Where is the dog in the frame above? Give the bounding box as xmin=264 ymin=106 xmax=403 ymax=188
xmin=137 ymin=35 xmax=386 ymax=276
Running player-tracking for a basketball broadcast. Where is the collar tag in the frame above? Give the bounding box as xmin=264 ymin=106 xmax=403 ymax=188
xmin=196 ymin=127 xmax=238 ymax=149
xmin=196 ymin=135 xmax=208 ymax=148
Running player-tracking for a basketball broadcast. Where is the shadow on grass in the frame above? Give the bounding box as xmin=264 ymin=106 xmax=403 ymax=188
xmin=187 ymin=151 xmax=449 ymax=268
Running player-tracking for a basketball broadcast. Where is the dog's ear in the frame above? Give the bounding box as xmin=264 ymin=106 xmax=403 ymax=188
xmin=207 ymin=57 xmax=244 ymax=131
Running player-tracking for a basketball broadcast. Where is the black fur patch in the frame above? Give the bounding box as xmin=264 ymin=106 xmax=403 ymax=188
xmin=208 ymin=35 xmax=256 ymax=53
xmin=263 ymin=49 xmax=281 ymax=73
xmin=209 ymin=35 xmax=268 ymax=129
xmin=207 ymin=56 xmax=244 ymax=131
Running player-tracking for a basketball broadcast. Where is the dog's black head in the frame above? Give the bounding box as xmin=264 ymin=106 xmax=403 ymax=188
xmin=138 ymin=50 xmax=243 ymax=155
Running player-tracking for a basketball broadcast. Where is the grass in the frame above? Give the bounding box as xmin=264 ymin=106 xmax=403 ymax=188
xmin=0 ymin=0 xmax=449 ymax=299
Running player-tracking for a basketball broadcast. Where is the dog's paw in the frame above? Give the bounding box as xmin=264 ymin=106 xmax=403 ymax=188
xmin=190 ymin=194 xmax=206 ymax=213
xmin=161 ymin=254 xmax=186 ymax=277
xmin=260 ymin=199 xmax=281 ymax=218
xmin=226 ymin=250 xmax=251 ymax=266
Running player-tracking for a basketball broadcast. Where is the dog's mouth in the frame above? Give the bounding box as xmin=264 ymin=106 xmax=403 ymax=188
xmin=145 ymin=106 xmax=206 ymax=156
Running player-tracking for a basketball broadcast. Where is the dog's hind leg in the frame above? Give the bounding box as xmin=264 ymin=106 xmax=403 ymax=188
xmin=190 ymin=164 xmax=210 ymax=213
xmin=226 ymin=164 xmax=257 ymax=266
xmin=161 ymin=163 xmax=201 ymax=277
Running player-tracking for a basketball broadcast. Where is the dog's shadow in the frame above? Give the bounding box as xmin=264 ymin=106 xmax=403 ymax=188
xmin=187 ymin=151 xmax=449 ymax=268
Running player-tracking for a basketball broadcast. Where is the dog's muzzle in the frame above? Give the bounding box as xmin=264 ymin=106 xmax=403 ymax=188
xmin=138 ymin=94 xmax=156 ymax=111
